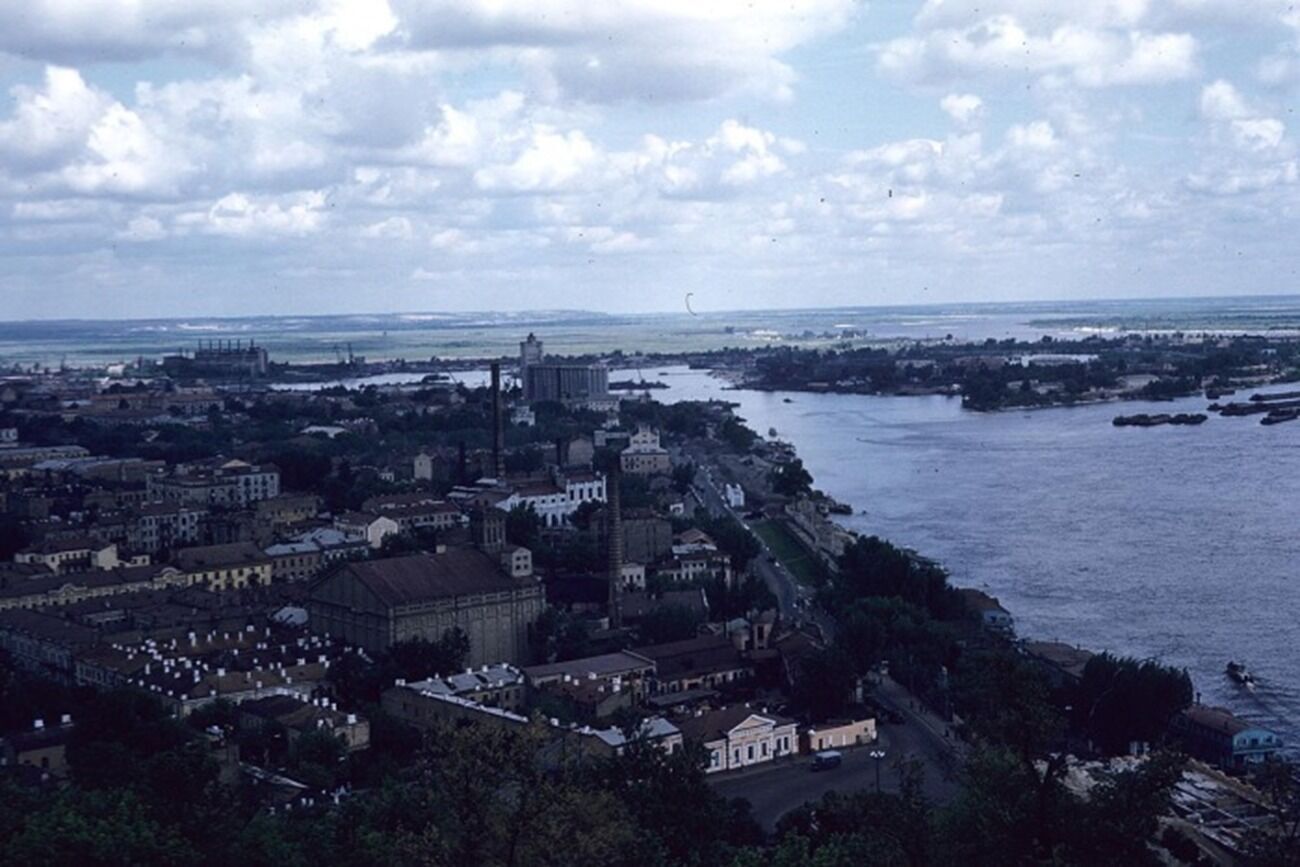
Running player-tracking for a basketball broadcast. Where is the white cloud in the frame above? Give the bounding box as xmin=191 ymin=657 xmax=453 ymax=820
xmin=117 ymin=215 xmax=167 ymax=241
xmin=0 ymin=67 xmax=111 ymax=167
xmin=0 ymin=66 xmax=190 ymax=197
xmin=391 ymin=0 xmax=855 ymax=102
xmin=60 ymin=103 xmax=184 ymax=196
xmin=940 ymin=94 xmax=984 ymax=126
xmin=0 ymin=1 xmax=302 ymax=63
xmin=880 ymin=12 xmax=1197 ymax=88
xmin=711 ymin=120 xmax=786 ymax=186
xmin=1007 ymin=121 xmax=1058 ymax=152
xmin=2 ymin=3 xmax=1300 ymax=316
xmin=1199 ymin=80 xmax=1252 ymax=121
xmin=1188 ymin=79 xmax=1293 ymax=195
xmin=178 ymin=191 xmax=328 ymax=237
xmin=474 ymin=127 xmax=599 ymax=192
xmin=360 ymin=216 xmax=414 ymax=239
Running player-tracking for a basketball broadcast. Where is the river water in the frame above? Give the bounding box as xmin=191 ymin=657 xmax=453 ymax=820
xmin=647 ymin=366 xmax=1300 ymax=751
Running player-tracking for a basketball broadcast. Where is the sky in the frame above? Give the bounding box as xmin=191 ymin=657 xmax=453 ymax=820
xmin=0 ymin=0 xmax=1298 ymax=319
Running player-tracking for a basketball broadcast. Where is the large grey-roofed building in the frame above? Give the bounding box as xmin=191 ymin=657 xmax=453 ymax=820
xmin=307 ymin=549 xmax=544 ymax=666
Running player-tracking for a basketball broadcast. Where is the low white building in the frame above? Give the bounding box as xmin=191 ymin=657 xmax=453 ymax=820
xmin=803 ymin=718 xmax=877 ymax=753
xmin=334 ymin=512 xmax=400 ymax=549
xmin=564 ymin=471 xmax=606 ymax=508
xmin=679 ymin=705 xmax=800 ymax=774
xmin=513 ymin=482 xmax=570 ymax=528
xmin=510 ymin=405 xmax=536 ymax=427
xmin=300 ymin=425 xmax=348 ymax=439
xmin=501 ymin=472 xmax=607 ymax=528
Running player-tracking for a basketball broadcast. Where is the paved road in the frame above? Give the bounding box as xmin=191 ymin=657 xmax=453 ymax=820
xmin=710 ymin=723 xmax=960 ymax=831
xmin=686 ymin=448 xmax=966 ymax=829
xmin=689 ymin=460 xmax=817 ymax=623
xmin=872 ymin=674 xmax=967 ymax=777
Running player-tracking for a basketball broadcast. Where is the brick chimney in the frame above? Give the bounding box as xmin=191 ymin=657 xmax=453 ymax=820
xmin=491 ymin=362 xmax=505 ymax=479
xmin=606 ymin=464 xmax=623 ymax=628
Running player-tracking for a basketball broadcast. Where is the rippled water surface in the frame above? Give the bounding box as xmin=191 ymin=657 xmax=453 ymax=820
xmin=651 ymin=366 xmax=1300 ymax=751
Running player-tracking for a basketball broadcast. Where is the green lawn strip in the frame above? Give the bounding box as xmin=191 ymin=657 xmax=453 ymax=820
xmin=751 ymin=519 xmax=822 ymax=585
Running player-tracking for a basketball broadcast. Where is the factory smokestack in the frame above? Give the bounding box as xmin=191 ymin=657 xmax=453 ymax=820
xmin=491 ymin=362 xmax=505 ymax=479
xmin=606 ymin=464 xmax=623 ymax=628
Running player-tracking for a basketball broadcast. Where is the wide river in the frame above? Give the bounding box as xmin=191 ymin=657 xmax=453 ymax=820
xmin=647 ymin=366 xmax=1300 ymax=751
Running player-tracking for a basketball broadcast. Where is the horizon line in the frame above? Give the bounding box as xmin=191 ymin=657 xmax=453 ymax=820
xmin=2 ymin=291 xmax=1299 ymax=327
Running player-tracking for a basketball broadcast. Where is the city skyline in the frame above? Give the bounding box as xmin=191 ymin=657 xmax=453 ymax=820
xmin=2 ymin=2 xmax=1300 ymax=318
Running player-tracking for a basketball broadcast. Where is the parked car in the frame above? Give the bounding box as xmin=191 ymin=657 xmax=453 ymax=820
xmin=811 ymin=750 xmax=842 ymax=771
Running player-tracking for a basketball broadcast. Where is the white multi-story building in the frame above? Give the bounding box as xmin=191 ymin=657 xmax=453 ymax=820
xmin=520 ymin=333 xmax=544 ymax=369
xmin=130 ymin=503 xmax=206 ymax=554
xmin=147 ymin=459 xmax=280 ymax=509
xmin=492 ymin=471 xmax=607 ymax=528
xmin=628 ymin=426 xmax=661 ymax=450
xmin=621 ymin=426 xmax=671 ymax=476
xmin=653 ymin=551 xmax=732 ymax=586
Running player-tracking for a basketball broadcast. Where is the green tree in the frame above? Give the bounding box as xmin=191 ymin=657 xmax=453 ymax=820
xmin=3 ymin=787 xmax=196 ymax=866
xmin=720 ymin=417 xmax=757 ymax=452
xmin=0 ymin=514 xmax=31 ymax=561
xmin=587 ymin=738 xmax=763 ymax=865
xmin=290 ymin=730 xmax=347 ymax=790
xmin=835 ymin=536 xmax=963 ymax=621
xmin=770 ymin=459 xmax=813 ymax=497
xmin=671 ymin=460 xmax=697 ymax=494
xmin=1242 ymin=759 xmax=1300 ymax=866
xmin=937 ymin=747 xmax=1065 ymax=866
xmin=636 ymin=603 xmax=703 ymax=645
xmin=699 ymin=516 xmax=761 ymax=572
xmin=1064 ymin=751 xmax=1187 ymax=866
xmin=790 ymin=647 xmax=856 ymax=722
xmin=773 ymin=762 xmax=932 ymax=867
xmin=505 ymin=503 xmax=543 ymax=548
xmin=394 ymin=719 xmax=642 ymax=867
xmin=1073 ymin=654 xmax=1193 ymax=755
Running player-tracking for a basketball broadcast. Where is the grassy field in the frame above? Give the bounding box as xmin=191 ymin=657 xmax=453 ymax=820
xmin=751 ymin=519 xmax=825 ymax=586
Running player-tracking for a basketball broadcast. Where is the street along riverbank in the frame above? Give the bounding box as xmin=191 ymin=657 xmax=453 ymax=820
xmin=649 ymin=365 xmax=1300 ymax=756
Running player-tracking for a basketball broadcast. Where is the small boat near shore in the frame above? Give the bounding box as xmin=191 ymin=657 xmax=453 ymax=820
xmin=1249 ymin=389 xmax=1300 ymax=402
xmin=1261 ymin=408 xmax=1300 ymax=426
xmin=1226 ymin=661 xmax=1256 ymax=688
